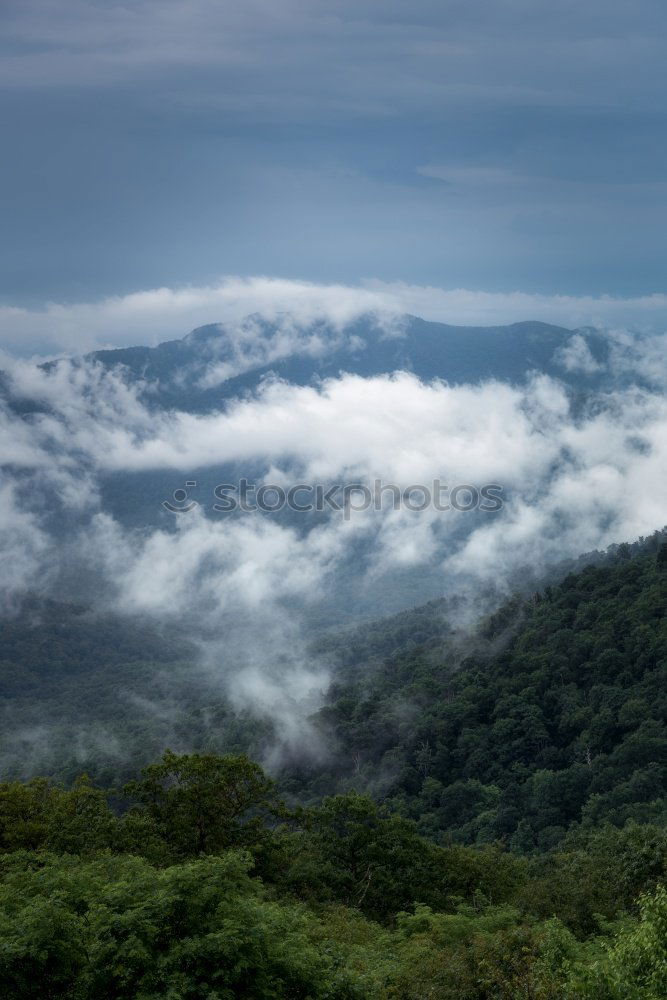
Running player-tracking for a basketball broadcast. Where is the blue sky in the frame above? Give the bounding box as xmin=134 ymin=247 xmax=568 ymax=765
xmin=2 ymin=0 xmax=667 ymax=314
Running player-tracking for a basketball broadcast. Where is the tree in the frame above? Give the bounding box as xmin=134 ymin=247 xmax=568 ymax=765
xmin=571 ymin=884 xmax=667 ymax=999
xmin=0 ymin=776 xmax=117 ymax=855
xmin=0 ymin=851 xmax=356 ymax=999
xmin=122 ymin=750 xmax=274 ymax=858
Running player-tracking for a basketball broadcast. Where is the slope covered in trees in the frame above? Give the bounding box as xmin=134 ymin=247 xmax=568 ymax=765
xmin=0 ymin=749 xmax=665 ymax=998
xmin=0 ymin=532 xmax=664 ymax=835
xmin=0 ymin=599 xmax=270 ymax=783
xmin=303 ymin=532 xmax=667 ymax=848
xmin=0 ymin=534 xmax=665 ymax=996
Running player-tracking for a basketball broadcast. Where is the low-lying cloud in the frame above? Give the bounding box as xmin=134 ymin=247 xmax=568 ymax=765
xmin=4 ymin=276 xmax=667 ymax=357
xmin=1 ymin=307 xmax=666 ymax=764
xmin=2 ymin=331 xmax=666 ymax=609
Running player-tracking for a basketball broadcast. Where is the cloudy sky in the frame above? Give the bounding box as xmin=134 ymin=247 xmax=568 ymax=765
xmin=3 ymin=5 xmax=667 ymax=763
xmin=2 ymin=0 xmax=667 ymax=350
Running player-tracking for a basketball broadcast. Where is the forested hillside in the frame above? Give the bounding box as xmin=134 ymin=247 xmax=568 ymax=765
xmin=0 ymin=603 xmax=273 ymax=784
xmin=0 ymin=533 xmax=664 ymax=997
xmin=1 ymin=533 xmax=665 ymax=827
xmin=0 ymin=749 xmax=666 ymax=998
xmin=302 ymin=532 xmax=667 ymax=848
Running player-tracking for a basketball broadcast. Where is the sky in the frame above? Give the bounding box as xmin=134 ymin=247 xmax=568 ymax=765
xmin=2 ymin=0 xmax=667 ymax=349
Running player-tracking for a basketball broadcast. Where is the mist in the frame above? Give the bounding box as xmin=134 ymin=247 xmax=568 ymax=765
xmin=1 ymin=304 xmax=666 ymax=774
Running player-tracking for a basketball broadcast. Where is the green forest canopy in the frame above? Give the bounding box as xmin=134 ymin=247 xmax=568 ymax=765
xmin=0 ymin=532 xmax=664 ymax=996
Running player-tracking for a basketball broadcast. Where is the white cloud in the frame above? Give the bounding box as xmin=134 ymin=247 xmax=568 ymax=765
xmin=555 ymin=333 xmax=603 ymax=374
xmin=91 ymin=372 xmax=559 ymax=481
xmin=3 ymin=347 xmax=666 ymax=608
xmin=4 ymin=276 xmax=667 ymax=358
xmin=191 ymin=313 xmax=381 ymax=390
xmin=0 ymin=278 xmax=389 ymax=356
xmin=0 ymin=484 xmax=53 ymax=606
xmin=2 ymin=311 xmax=667 ymax=749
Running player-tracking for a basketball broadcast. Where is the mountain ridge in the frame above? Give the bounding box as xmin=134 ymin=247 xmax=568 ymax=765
xmin=77 ymin=313 xmax=614 ymax=414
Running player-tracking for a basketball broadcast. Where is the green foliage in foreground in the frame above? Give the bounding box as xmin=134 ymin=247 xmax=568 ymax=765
xmin=0 ymin=750 xmax=664 ymax=998
xmin=0 ymin=851 xmax=352 ymax=1000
